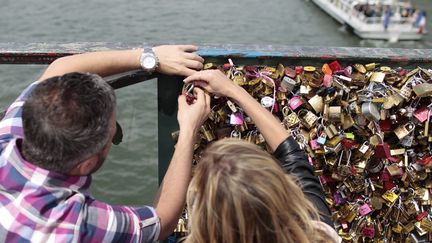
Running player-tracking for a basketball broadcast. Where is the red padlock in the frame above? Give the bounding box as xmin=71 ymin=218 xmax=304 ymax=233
xmin=374 ymin=143 xmax=392 ymax=159
xmin=341 ymin=139 xmax=357 ymax=149
xmin=380 ymin=170 xmax=391 ymax=182
xmin=417 ymin=156 xmax=432 ymax=166
xmin=379 ymin=119 xmax=392 ymax=132
xmin=416 ymin=211 xmax=428 ymax=221
xmin=295 ymin=66 xmax=303 ymax=75
xmin=384 ymin=181 xmax=396 ymax=190
xmin=328 ymin=60 xmax=342 ymax=72
xmin=284 ymin=67 xmax=296 ymax=78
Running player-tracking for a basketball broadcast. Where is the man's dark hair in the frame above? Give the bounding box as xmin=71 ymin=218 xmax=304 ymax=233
xmin=22 ymin=72 xmax=116 ymax=173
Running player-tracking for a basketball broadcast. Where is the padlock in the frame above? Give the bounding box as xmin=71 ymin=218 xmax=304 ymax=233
xmin=284 ymin=67 xmax=296 ymax=78
xmin=390 ymin=148 xmax=405 ymax=156
xmin=276 ymin=90 xmax=287 ymax=101
xmin=289 ymin=96 xmax=303 ymax=110
xmin=200 ymin=124 xmax=216 ymax=142
xmin=326 ymin=135 xmax=343 ymax=148
xmin=322 ymin=74 xmax=333 ymax=87
xmin=299 ymin=85 xmax=312 ymax=95
xmin=341 ymin=113 xmax=355 ymax=129
xmin=261 ymin=96 xmax=275 ymax=108
xmin=271 ymin=64 xmax=285 ymax=80
xmin=328 ymin=106 xmax=342 ymax=122
xmin=365 ymin=63 xmax=379 ymax=71
xmin=298 ymin=109 xmax=318 ymax=129
xmin=317 ymin=133 xmax=327 ymax=145
xmin=413 ymin=82 xmax=432 ymax=97
xmin=229 ymin=112 xmax=244 ymax=125
xmin=362 ymin=222 xmax=375 ymax=238
xmin=324 ymin=124 xmax=339 ymax=139
xmin=230 ymin=130 xmax=241 ymax=139
xmin=386 ymin=164 xmax=403 ymax=177
xmin=232 ymin=72 xmax=246 ymax=86
xmin=328 ymin=61 xmax=341 ymax=72
xmin=361 ymin=102 xmax=380 ymax=122
xmin=354 ymin=64 xmax=367 ymax=74
xmin=369 ymin=72 xmax=385 ymax=82
xmin=226 ymin=100 xmax=238 ymax=113
xmin=308 ymin=95 xmax=324 ymax=113
xmin=283 ymin=112 xmax=300 ymax=128
xmin=359 ymin=203 xmax=372 ymax=216
xmin=375 ymin=143 xmax=392 ymax=159
xmin=394 ymin=122 xmax=415 ymax=140
xmin=280 ymin=76 xmax=296 ymax=92
xmin=310 ymin=139 xmax=321 ymax=150
xmin=399 ymin=83 xmax=413 ymax=100
xmin=321 ymin=63 xmax=332 ymax=75
xmin=382 ymin=190 xmax=399 ymax=203
xmin=248 ymin=77 xmax=262 ymax=86
xmin=413 ymin=106 xmax=431 ymax=123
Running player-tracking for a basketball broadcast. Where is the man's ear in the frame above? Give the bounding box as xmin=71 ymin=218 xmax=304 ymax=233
xmin=69 ymin=156 xmax=97 ymax=176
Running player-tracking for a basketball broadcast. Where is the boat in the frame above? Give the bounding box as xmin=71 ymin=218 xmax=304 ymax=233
xmin=311 ymin=0 xmax=427 ymax=41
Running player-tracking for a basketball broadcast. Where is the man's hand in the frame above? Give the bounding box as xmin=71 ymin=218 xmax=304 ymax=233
xmin=183 ymin=70 xmax=239 ymax=98
xmin=177 ymin=88 xmax=210 ymax=135
xmin=154 ymin=45 xmax=204 ymax=77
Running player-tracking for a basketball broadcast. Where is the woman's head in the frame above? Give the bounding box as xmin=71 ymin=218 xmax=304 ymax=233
xmin=186 ymin=138 xmax=327 ymax=243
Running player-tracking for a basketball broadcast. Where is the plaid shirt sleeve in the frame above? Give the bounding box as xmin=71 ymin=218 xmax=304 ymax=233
xmin=0 ymin=81 xmax=39 ymax=146
xmin=80 ymin=198 xmax=160 ymax=243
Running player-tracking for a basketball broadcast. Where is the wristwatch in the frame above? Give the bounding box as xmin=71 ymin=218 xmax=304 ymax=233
xmin=139 ymin=47 xmax=159 ymax=73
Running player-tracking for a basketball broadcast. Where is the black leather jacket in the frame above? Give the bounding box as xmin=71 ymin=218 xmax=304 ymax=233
xmin=273 ymin=136 xmax=333 ymax=228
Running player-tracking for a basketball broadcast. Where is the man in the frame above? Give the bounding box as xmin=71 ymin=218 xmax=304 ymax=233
xmin=0 ymin=45 xmax=210 ymax=242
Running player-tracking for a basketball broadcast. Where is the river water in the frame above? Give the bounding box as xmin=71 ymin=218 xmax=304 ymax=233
xmin=1 ymin=0 xmax=431 ymax=205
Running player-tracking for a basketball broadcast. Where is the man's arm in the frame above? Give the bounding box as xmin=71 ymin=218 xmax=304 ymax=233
xmin=153 ymin=89 xmax=210 ymax=239
xmin=39 ymin=45 xmax=204 ymax=80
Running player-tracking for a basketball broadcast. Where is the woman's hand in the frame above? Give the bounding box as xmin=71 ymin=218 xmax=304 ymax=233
xmin=177 ymin=88 xmax=210 ymax=135
xmin=153 ymin=45 xmax=204 ymax=77
xmin=183 ymin=70 xmax=239 ymax=98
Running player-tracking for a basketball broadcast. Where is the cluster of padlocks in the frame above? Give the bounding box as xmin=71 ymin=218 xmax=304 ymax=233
xmin=172 ymin=59 xmax=432 ymax=242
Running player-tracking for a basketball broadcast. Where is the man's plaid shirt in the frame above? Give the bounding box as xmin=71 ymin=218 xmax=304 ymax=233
xmin=0 ymin=81 xmax=160 ymax=242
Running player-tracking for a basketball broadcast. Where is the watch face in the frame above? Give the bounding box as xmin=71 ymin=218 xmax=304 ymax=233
xmin=142 ymin=56 xmax=156 ymax=69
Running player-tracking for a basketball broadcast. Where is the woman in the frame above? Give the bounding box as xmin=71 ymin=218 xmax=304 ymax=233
xmin=182 ymin=70 xmax=340 ymax=243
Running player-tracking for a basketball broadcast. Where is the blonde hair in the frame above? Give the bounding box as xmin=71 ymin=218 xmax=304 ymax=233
xmin=185 ymin=139 xmax=331 ymax=243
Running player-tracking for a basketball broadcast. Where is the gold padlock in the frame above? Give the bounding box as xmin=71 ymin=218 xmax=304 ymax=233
xmin=342 ymin=113 xmax=355 ymax=129
xmin=354 ymin=63 xmax=366 ymax=74
xmin=413 ymin=83 xmax=432 ymax=98
xmin=369 ymin=72 xmax=386 ymax=83
xmin=394 ymin=122 xmax=415 ymax=140
xmin=200 ymin=124 xmax=216 ymax=142
xmin=328 ymin=106 xmax=342 ymax=122
xmin=365 ymin=63 xmax=379 ymax=71
xmin=324 ymin=124 xmax=338 ymax=139
xmin=232 ymin=72 xmax=246 ymax=86
xmin=298 ymin=109 xmax=318 ymax=129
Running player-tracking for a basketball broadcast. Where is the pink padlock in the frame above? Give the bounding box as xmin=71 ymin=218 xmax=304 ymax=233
xmin=358 ymin=203 xmax=372 ymax=216
xmin=323 ymin=74 xmax=333 ymax=87
xmin=230 ymin=112 xmax=244 ymax=125
xmin=414 ymin=106 xmax=431 ymax=123
xmin=310 ymin=139 xmax=320 ymax=150
xmin=289 ymin=96 xmax=303 ymax=110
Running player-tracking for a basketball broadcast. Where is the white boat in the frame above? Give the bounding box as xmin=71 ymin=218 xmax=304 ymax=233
xmin=311 ymin=0 xmax=427 ymax=41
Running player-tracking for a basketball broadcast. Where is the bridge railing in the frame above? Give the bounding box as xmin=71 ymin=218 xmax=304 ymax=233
xmin=1 ymin=43 xmax=431 ymax=181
